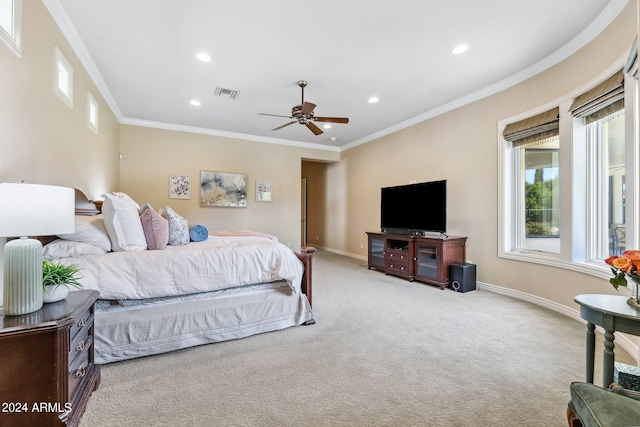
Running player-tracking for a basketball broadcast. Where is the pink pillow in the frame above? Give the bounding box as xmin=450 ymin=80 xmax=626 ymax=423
xmin=140 ymin=206 xmax=169 ymax=250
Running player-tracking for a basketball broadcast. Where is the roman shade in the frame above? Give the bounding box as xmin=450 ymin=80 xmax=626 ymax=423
xmin=502 ymin=107 xmax=559 ymax=147
xmin=569 ymin=70 xmax=624 ymax=122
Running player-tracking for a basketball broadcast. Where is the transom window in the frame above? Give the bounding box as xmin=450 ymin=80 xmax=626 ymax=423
xmin=0 ymin=0 xmax=21 ymax=56
xmin=54 ymin=47 xmax=73 ymax=108
xmin=87 ymin=92 xmax=99 ymax=134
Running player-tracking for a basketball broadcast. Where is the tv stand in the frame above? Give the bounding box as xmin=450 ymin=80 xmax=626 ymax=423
xmin=366 ymin=232 xmax=467 ymax=289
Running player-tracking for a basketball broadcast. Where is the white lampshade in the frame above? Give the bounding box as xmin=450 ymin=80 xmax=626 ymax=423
xmin=0 ymin=183 xmax=75 ymax=316
xmin=0 ymin=183 xmax=75 ymax=237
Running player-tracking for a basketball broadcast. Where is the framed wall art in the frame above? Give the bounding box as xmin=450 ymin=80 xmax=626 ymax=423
xmin=200 ymin=171 xmax=248 ymax=207
xmin=256 ymin=180 xmax=272 ymax=202
xmin=169 ymin=174 xmax=191 ymax=199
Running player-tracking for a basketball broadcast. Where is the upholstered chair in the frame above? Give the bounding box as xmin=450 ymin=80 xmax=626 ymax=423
xmin=567 ymin=382 xmax=640 ymax=426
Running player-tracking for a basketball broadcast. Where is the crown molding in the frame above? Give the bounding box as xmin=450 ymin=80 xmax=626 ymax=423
xmin=120 ymin=118 xmax=340 ymax=152
xmin=43 ymin=0 xmax=629 ymax=153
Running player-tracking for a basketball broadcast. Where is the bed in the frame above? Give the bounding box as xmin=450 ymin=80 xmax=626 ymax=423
xmin=42 ymin=190 xmax=315 ymax=364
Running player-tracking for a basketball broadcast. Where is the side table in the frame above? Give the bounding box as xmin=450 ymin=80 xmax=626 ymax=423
xmin=574 ymin=294 xmax=640 ymax=387
xmin=0 ymin=290 xmax=101 ymax=427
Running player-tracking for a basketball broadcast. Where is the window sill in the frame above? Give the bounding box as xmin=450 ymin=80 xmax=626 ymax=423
xmin=499 ymin=250 xmax=611 ymax=281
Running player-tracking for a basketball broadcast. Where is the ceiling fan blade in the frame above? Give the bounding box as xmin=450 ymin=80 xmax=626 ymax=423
xmin=306 ymin=121 xmax=323 ymax=135
xmin=301 ymin=102 xmax=316 ymax=115
xmin=314 ymin=117 xmax=349 ymax=124
xmin=271 ymin=121 xmax=297 ymax=131
xmin=259 ymin=113 xmax=293 ymax=118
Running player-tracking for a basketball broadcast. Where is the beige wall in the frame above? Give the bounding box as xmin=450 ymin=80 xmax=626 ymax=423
xmin=0 ymin=0 xmax=120 ymax=306
xmin=0 ymin=0 xmax=120 ymax=196
xmin=0 ymin=1 xmax=637 ymax=320
xmin=324 ymin=1 xmax=638 ymax=310
xmin=119 ymin=125 xmax=338 ymax=249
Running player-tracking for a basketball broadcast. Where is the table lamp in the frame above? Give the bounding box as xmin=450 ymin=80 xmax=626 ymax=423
xmin=0 ymin=183 xmax=75 ymax=316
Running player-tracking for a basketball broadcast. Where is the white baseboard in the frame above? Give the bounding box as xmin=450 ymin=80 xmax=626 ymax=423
xmin=478 ymin=281 xmax=639 ymax=364
xmin=323 ymin=248 xmax=639 ymax=363
xmin=316 ymin=246 xmax=367 ymax=261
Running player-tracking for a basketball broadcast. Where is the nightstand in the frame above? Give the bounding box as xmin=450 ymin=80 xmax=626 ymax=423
xmin=0 ymin=290 xmax=101 ymax=427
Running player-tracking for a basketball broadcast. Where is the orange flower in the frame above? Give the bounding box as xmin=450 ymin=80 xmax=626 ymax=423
xmin=605 ymin=255 xmax=619 ymax=266
xmin=623 ymin=250 xmax=640 ymax=261
xmin=611 ymin=256 xmax=633 ymax=272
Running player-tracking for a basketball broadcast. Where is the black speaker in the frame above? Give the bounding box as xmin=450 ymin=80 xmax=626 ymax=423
xmin=450 ymin=263 xmax=476 ymax=293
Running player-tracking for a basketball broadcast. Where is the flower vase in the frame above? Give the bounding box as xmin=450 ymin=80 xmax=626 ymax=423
xmin=628 ymin=278 xmax=640 ymax=307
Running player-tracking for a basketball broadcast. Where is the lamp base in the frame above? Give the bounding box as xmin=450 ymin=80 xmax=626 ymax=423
xmin=3 ymin=237 xmax=44 ymax=316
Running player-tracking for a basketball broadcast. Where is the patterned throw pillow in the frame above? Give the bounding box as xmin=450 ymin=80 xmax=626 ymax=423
xmin=160 ymin=206 xmax=190 ymax=246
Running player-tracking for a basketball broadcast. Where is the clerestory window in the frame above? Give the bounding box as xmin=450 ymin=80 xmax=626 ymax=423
xmin=0 ymin=0 xmax=21 ymax=56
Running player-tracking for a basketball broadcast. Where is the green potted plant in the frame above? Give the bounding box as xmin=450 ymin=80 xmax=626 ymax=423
xmin=42 ymin=259 xmax=83 ymax=303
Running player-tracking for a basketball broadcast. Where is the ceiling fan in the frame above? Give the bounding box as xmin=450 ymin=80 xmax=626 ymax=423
xmin=259 ymin=80 xmax=349 ymax=135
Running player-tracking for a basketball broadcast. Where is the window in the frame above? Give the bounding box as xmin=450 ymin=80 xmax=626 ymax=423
xmin=501 ymin=107 xmax=560 ymax=255
xmin=499 ymin=57 xmax=638 ymax=279
xmin=54 ymin=47 xmax=73 ymax=108
xmin=0 ymin=0 xmax=21 ymax=56
xmin=524 ymin=144 xmax=560 ymax=242
xmin=87 ymin=92 xmax=99 ymax=134
xmin=570 ymin=70 xmax=626 ymax=262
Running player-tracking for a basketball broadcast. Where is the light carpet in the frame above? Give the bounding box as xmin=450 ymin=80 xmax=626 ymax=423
xmin=79 ymin=251 xmax=634 ymax=426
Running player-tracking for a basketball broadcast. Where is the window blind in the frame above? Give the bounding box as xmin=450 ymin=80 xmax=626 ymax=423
xmin=502 ymin=107 xmax=559 ymax=147
xmin=569 ymin=70 xmax=624 ymax=122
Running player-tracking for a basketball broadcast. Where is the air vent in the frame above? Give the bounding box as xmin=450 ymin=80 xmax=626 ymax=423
xmin=214 ymin=87 xmax=240 ymax=100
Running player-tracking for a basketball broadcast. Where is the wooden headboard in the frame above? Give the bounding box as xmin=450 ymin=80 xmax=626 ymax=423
xmin=74 ymin=189 xmax=102 ymax=215
xmin=36 ymin=189 xmax=101 ymax=246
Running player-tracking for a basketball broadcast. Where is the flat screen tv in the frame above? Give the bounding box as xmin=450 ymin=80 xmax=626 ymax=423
xmin=381 ymin=180 xmax=446 ymax=235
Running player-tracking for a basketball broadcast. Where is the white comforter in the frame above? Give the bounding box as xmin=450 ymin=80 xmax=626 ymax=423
xmin=58 ymin=235 xmax=304 ymax=300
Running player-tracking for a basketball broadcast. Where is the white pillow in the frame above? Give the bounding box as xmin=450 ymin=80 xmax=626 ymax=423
xmin=101 ymin=193 xmax=147 ymax=252
xmin=57 ymin=215 xmax=112 ymax=252
xmin=43 ymin=239 xmax=106 ymax=259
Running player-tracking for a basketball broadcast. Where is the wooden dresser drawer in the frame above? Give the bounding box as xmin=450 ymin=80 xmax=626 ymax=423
xmin=387 ymin=259 xmax=409 ymax=273
xmin=68 ymin=344 xmax=91 ymax=400
xmin=70 ymin=307 xmax=93 ymax=342
xmin=69 ymin=315 xmax=93 ymax=360
xmin=387 ymin=250 xmax=409 ymax=262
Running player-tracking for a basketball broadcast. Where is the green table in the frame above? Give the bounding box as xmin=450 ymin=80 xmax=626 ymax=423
xmin=574 ymin=294 xmax=640 ymax=387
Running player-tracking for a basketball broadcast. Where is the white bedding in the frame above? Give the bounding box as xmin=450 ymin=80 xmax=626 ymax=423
xmin=56 ymin=235 xmax=304 ymax=300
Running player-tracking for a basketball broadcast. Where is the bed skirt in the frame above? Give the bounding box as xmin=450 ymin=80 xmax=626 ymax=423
xmin=94 ymin=282 xmax=314 ymax=364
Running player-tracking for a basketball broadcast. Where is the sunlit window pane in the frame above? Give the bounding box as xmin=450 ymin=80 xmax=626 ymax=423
xmin=588 ymin=111 xmax=625 ymax=258
xmin=519 ymin=136 xmax=560 ymax=253
xmin=0 ymin=0 xmax=13 ymax=37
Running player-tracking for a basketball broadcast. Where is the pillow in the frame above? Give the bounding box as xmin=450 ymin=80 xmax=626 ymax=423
xmin=160 ymin=206 xmax=190 ymax=246
xmin=189 ymin=225 xmax=209 ymax=242
xmin=43 ymin=239 xmax=106 ymax=259
xmin=140 ymin=204 xmax=169 ymax=250
xmin=139 ymin=202 xmax=152 ymax=215
xmin=101 ymin=192 xmax=148 ymax=252
xmin=57 ymin=215 xmax=112 ymax=251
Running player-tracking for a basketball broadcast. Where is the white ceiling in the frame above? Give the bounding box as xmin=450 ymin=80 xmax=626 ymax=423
xmin=47 ymin=0 xmax=628 ymax=150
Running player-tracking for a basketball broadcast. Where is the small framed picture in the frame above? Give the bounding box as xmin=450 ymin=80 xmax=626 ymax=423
xmin=256 ymin=180 xmax=272 ymax=202
xmin=169 ymin=174 xmax=191 ymax=199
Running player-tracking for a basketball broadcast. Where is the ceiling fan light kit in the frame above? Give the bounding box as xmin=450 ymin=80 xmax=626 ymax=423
xmin=259 ymin=80 xmax=349 ymax=136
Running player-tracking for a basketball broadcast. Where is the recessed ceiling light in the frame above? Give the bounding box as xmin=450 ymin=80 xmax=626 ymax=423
xmin=368 ymin=97 xmax=379 ymax=103
xmin=451 ymin=44 xmax=469 ymax=55
xmin=190 ymin=99 xmax=201 ymax=106
xmin=323 ymin=124 xmax=331 ymax=129
xmin=330 ymin=137 xmax=337 ymax=141
xmin=196 ymin=53 xmax=212 ymax=62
